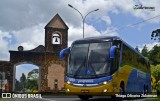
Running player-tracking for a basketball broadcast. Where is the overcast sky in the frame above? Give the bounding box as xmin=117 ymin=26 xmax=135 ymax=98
xmin=0 ymin=0 xmax=160 ymax=79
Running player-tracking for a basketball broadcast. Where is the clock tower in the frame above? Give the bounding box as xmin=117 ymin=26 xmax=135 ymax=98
xmin=44 ymin=14 xmax=68 ymax=53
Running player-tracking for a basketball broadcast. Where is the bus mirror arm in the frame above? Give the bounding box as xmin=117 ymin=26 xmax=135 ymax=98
xmin=59 ymin=47 xmax=70 ymax=60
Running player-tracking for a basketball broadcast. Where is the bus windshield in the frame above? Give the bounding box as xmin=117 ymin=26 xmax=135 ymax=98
xmin=67 ymin=42 xmax=111 ymax=78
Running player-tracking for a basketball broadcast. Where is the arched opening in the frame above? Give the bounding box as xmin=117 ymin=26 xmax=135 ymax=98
xmin=52 ymin=33 xmax=61 ymax=44
xmin=13 ymin=63 xmax=41 ymax=92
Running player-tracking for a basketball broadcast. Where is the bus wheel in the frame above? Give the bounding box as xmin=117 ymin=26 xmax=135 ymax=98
xmin=120 ymin=82 xmax=125 ymax=94
xmin=78 ymin=95 xmax=90 ymax=100
xmin=143 ymin=85 xmax=146 ymax=94
xmin=146 ymin=85 xmax=148 ymax=94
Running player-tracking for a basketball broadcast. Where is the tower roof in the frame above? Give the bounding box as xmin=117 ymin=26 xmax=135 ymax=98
xmin=45 ymin=13 xmax=68 ymax=29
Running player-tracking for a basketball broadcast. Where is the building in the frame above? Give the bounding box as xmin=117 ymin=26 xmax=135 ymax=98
xmin=0 ymin=14 xmax=68 ymax=92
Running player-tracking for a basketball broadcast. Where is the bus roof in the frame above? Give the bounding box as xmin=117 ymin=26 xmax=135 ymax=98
xmin=74 ymin=36 xmax=121 ymax=42
xmin=73 ymin=36 xmax=148 ymax=62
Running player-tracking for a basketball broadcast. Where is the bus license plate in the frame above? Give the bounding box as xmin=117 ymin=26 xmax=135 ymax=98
xmin=81 ymin=90 xmax=89 ymax=93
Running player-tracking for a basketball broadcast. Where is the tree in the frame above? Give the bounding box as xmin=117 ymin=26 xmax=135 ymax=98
xmin=27 ymin=69 xmax=39 ymax=80
xmin=151 ymin=29 xmax=160 ymax=42
xmin=26 ymin=79 xmax=38 ymax=91
xmin=151 ymin=65 xmax=160 ymax=81
xmin=20 ymin=73 xmax=26 ymax=92
xmin=141 ymin=45 xmax=149 ymax=57
xmin=15 ymin=79 xmax=23 ymax=91
xmin=20 ymin=73 xmax=26 ymax=83
xmin=26 ymin=69 xmax=39 ymax=91
xmin=148 ymin=45 xmax=160 ymax=65
xmin=151 ymin=65 xmax=160 ymax=93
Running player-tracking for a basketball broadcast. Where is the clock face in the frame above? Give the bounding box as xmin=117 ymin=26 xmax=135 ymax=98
xmin=52 ymin=33 xmax=60 ymax=44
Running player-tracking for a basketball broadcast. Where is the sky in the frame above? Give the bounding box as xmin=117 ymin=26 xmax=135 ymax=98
xmin=16 ymin=64 xmax=38 ymax=81
xmin=0 ymin=0 xmax=160 ymax=79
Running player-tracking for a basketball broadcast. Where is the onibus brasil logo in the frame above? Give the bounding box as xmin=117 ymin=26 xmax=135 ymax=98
xmin=133 ymin=0 xmax=155 ymax=11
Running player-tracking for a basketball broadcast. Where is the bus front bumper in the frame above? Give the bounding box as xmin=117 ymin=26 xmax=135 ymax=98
xmin=65 ymin=82 xmax=116 ymax=96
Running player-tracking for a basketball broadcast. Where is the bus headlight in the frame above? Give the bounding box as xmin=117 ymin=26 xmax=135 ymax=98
xmin=101 ymin=80 xmax=112 ymax=85
xmin=103 ymin=89 xmax=108 ymax=92
xmin=103 ymin=81 xmax=107 ymax=85
xmin=66 ymin=89 xmax=70 ymax=92
xmin=67 ymin=81 xmax=71 ymax=84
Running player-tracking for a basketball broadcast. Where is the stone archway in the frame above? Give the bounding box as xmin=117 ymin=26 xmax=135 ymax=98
xmin=0 ymin=14 xmax=68 ymax=92
xmin=8 ymin=45 xmax=67 ymax=92
xmin=9 ymin=45 xmax=49 ymax=92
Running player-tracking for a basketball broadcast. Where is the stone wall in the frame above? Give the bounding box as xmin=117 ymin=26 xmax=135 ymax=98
xmin=47 ymin=64 xmax=64 ymax=90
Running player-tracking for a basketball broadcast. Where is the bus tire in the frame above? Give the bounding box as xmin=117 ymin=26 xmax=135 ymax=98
xmin=143 ymin=85 xmax=146 ymax=94
xmin=120 ymin=82 xmax=125 ymax=94
xmin=78 ymin=95 xmax=90 ymax=100
xmin=146 ymin=85 xmax=148 ymax=94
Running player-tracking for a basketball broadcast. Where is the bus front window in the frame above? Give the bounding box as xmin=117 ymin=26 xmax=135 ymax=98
xmin=88 ymin=42 xmax=111 ymax=75
xmin=68 ymin=44 xmax=89 ymax=76
xmin=68 ymin=42 xmax=111 ymax=78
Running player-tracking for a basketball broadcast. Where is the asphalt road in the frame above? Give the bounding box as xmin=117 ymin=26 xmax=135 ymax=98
xmin=0 ymin=96 xmax=151 ymax=101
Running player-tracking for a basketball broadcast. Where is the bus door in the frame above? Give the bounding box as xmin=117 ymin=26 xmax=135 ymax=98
xmin=110 ymin=42 xmax=121 ymax=92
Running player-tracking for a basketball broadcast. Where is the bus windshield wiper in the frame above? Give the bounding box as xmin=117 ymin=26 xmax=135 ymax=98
xmin=88 ymin=62 xmax=98 ymax=78
xmin=74 ymin=56 xmax=86 ymax=77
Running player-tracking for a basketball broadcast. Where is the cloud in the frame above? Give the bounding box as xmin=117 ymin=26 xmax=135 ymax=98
xmin=68 ymin=23 xmax=118 ymax=47
xmin=10 ymin=23 xmax=45 ymax=50
xmin=0 ymin=23 xmax=45 ymax=60
xmin=101 ymin=16 xmax=111 ymax=26
xmin=0 ymin=0 xmax=159 ymax=32
xmin=114 ymin=0 xmax=160 ymax=23
xmin=0 ymin=21 xmax=119 ymax=60
xmin=138 ymin=42 xmax=159 ymax=52
xmin=101 ymin=26 xmax=119 ymax=36
xmin=0 ymin=30 xmax=11 ymax=60
xmin=0 ymin=0 xmax=159 ymax=61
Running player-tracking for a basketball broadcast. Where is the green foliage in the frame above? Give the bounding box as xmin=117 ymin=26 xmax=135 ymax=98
xmin=20 ymin=73 xmax=26 ymax=83
xmin=151 ymin=28 xmax=160 ymax=41
xmin=151 ymin=65 xmax=160 ymax=81
xmin=26 ymin=69 xmax=39 ymax=91
xmin=156 ymin=80 xmax=160 ymax=91
xmin=141 ymin=45 xmax=149 ymax=57
xmin=15 ymin=73 xmax=27 ymax=91
xmin=26 ymin=79 xmax=38 ymax=91
xmin=151 ymin=65 xmax=160 ymax=93
xmin=27 ymin=69 xmax=39 ymax=80
xmin=15 ymin=69 xmax=39 ymax=92
xmin=15 ymin=79 xmax=23 ymax=91
xmin=140 ymin=44 xmax=160 ymax=93
xmin=148 ymin=45 xmax=160 ymax=66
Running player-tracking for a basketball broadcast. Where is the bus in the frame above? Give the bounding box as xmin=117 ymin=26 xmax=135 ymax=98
xmin=60 ymin=36 xmax=151 ymax=100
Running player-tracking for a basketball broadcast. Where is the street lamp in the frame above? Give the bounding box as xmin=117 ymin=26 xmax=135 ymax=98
xmin=68 ymin=4 xmax=99 ymax=38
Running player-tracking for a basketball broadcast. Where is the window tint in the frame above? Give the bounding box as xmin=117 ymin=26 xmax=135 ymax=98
xmin=122 ymin=44 xmax=149 ymax=73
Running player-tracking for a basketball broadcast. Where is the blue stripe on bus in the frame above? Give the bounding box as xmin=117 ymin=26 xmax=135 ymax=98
xmin=66 ymin=75 xmax=112 ymax=84
xmin=126 ymin=69 xmax=151 ymax=93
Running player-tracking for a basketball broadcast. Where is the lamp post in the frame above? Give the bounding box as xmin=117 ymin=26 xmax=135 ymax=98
xmin=68 ymin=4 xmax=99 ymax=38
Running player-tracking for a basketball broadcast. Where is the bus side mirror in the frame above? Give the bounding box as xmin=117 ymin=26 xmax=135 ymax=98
xmin=109 ymin=45 xmax=117 ymax=59
xmin=59 ymin=47 xmax=70 ymax=60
